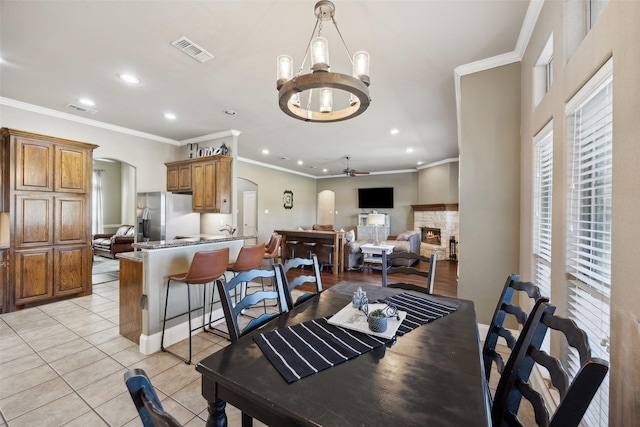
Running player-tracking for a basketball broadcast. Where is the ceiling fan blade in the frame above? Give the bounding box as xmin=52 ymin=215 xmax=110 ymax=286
xmin=353 ymin=171 xmax=370 ymax=175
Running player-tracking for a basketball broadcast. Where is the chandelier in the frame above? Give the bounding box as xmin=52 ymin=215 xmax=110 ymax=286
xmin=276 ymin=1 xmax=371 ymax=123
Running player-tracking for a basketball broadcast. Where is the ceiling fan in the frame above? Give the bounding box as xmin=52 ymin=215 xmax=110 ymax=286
xmin=343 ymin=156 xmax=370 ymax=177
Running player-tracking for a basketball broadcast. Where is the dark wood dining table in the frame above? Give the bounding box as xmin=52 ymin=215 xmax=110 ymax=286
xmin=196 ymin=282 xmax=491 ymax=427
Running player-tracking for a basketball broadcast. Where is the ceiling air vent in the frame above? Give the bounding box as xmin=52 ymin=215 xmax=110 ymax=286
xmin=171 ymin=36 xmax=214 ymax=63
xmin=66 ymin=103 xmax=98 ymax=114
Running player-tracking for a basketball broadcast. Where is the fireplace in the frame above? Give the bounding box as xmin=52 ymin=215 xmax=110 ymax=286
xmin=421 ymin=227 xmax=441 ymax=245
xmin=412 ymin=204 xmax=459 ymax=261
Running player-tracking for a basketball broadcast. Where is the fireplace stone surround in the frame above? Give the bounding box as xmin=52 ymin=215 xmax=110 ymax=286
xmin=411 ymin=204 xmax=459 ymax=261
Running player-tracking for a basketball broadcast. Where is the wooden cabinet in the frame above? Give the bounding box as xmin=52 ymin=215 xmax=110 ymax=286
xmin=165 ymin=155 xmax=231 ymax=213
xmin=1 ymin=128 xmax=97 ymax=311
xmin=119 ymin=257 xmax=143 ymax=343
xmin=0 ymin=250 xmax=6 ymax=314
xmin=166 ymin=163 xmax=192 ymax=193
xmin=14 ymin=247 xmax=54 ymax=304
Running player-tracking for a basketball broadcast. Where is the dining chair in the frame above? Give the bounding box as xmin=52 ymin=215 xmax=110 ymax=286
xmin=491 ymin=299 xmax=609 ymax=427
xmin=216 ymin=266 xmax=288 ymax=342
xmin=381 ymin=252 xmax=437 ymax=294
xmin=160 ymin=248 xmax=229 ymax=364
xmin=482 ymin=274 xmax=545 ymax=390
xmin=277 ymin=254 xmax=323 ymax=310
xmin=124 ymin=368 xmax=181 ymax=427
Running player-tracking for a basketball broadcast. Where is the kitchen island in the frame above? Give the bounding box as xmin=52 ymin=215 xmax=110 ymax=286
xmin=118 ymin=235 xmax=253 ymax=355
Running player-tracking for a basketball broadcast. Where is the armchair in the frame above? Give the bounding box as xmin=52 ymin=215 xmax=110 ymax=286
xmin=92 ymin=225 xmax=135 ymax=259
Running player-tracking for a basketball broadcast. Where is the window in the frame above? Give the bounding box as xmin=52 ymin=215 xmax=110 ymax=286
xmin=533 ymin=34 xmax=553 ymax=107
xmin=565 ymin=59 xmax=612 ymax=427
xmin=533 ymin=122 xmax=553 ymax=353
xmin=532 ymin=123 xmax=553 ymax=298
xmin=589 ymin=0 xmax=611 ymax=29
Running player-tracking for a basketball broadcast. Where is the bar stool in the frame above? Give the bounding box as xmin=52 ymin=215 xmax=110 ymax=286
xmin=286 ymin=240 xmax=300 ymax=260
xmin=320 ymin=243 xmax=335 ymax=272
xmin=263 ymin=234 xmax=282 ymax=269
xmin=227 ymin=243 xmax=266 ymax=298
xmin=161 ymin=247 xmax=229 ymax=364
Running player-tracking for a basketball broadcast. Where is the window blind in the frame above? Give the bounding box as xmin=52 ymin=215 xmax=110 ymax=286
xmin=533 ymin=123 xmax=553 ymax=353
xmin=565 ymin=61 xmax=612 ymax=427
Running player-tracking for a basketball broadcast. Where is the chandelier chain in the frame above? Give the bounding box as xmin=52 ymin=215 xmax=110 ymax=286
xmin=331 ymin=16 xmax=354 ymax=66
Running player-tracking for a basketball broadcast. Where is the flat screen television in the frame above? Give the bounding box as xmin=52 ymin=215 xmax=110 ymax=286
xmin=358 ymin=187 xmax=394 ymax=209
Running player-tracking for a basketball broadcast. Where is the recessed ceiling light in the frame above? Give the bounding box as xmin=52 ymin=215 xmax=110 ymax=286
xmin=224 ymin=109 xmax=237 ymax=116
xmin=390 ymin=128 xmax=399 ymax=135
xmin=262 ymin=149 xmax=269 ymax=154
xmin=417 ymin=161 xmax=424 ymax=165
xmin=118 ymin=73 xmax=141 ymax=84
xmin=297 ymin=160 xmax=303 ymax=165
xmin=164 ymin=113 xmax=176 ymax=120
xmin=323 ymin=168 xmax=328 ymax=172
xmin=79 ymin=98 xmax=95 ymax=106
xmin=406 ymin=148 xmax=414 ymax=153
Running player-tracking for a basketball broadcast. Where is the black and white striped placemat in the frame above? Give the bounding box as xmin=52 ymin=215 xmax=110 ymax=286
xmin=254 ymin=293 xmax=458 ymax=383
xmin=378 ymin=292 xmax=458 ymax=336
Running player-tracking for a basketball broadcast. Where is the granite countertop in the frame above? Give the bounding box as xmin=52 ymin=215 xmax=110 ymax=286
xmin=117 ymin=251 xmax=144 ymax=262
xmin=131 ymin=234 xmax=256 ymax=250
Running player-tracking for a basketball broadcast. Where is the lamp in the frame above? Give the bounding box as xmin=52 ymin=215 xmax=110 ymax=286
xmin=276 ymin=1 xmax=371 ymax=123
xmin=367 ymin=213 xmax=385 ymax=246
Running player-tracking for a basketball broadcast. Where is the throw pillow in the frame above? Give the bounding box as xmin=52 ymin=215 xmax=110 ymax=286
xmin=346 ymin=230 xmax=355 ymax=242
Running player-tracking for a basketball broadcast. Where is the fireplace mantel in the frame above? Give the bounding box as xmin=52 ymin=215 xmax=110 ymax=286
xmin=411 ymin=203 xmax=458 ymax=212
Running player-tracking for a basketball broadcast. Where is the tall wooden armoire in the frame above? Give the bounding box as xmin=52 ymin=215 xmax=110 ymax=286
xmin=0 ymin=128 xmax=98 ymax=313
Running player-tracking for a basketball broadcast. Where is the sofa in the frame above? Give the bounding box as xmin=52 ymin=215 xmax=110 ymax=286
xmin=92 ymin=225 xmax=135 ymax=259
xmin=344 ymin=229 xmax=421 ymax=270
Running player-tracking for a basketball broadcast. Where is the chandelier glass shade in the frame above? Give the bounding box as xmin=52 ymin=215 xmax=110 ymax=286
xmin=276 ymin=1 xmax=371 ymax=123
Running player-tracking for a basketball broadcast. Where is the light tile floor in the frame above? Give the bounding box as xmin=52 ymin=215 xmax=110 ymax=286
xmin=0 ymin=278 xmax=266 ymax=427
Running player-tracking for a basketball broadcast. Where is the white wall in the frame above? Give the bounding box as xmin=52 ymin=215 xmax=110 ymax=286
xmin=458 ymin=62 xmax=521 ymax=324
xmin=316 ymin=172 xmax=418 ymax=236
xmin=236 ymin=161 xmax=316 ymax=244
xmin=1 ymin=105 xmax=180 ymax=193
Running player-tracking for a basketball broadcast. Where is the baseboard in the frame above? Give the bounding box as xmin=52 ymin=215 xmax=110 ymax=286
xmin=138 ymin=307 xmax=225 ymax=355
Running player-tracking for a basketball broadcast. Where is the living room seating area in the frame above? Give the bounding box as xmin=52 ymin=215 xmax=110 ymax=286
xmin=344 ymin=229 xmax=421 ymax=270
xmin=92 ymin=225 xmax=135 ymax=259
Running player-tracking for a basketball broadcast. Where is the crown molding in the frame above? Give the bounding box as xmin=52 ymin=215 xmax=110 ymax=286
xmin=417 ymin=157 xmax=459 ymax=171
xmin=237 ymin=157 xmax=317 ymax=179
xmin=180 ymin=129 xmax=241 ymax=145
xmin=0 ymin=97 xmax=180 ymax=145
xmin=454 ymin=0 xmax=545 ymax=152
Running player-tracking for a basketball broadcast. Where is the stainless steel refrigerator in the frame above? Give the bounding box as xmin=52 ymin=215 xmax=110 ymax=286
xmin=136 ymin=192 xmax=200 ymax=241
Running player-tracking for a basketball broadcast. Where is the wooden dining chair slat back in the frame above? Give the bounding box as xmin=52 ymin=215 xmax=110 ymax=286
xmin=482 ymin=275 xmax=545 ymax=389
xmin=216 ymin=267 xmax=288 ymax=342
xmin=381 ymin=252 xmax=436 ymax=294
xmin=491 ymin=299 xmax=609 ymax=427
xmin=279 ymin=254 xmax=323 ymax=310
xmin=124 ymin=368 xmax=181 ymax=427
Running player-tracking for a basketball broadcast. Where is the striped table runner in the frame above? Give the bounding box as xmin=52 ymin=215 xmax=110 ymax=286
xmin=254 ymin=293 xmax=458 ymax=383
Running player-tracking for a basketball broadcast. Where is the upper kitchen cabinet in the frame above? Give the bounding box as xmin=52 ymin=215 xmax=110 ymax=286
xmin=166 ymin=162 xmax=192 ymax=193
xmin=165 ymin=155 xmax=231 ymax=213
xmin=11 ymin=131 xmax=91 ymax=193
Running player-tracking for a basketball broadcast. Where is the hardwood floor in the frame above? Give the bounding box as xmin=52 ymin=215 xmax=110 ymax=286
xmin=293 ymin=259 xmax=459 ymax=297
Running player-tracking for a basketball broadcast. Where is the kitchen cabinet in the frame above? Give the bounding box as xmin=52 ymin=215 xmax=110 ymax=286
xmin=1 ymin=128 xmax=97 ymax=311
xmin=166 ymin=163 xmax=192 ymax=193
xmin=0 ymin=250 xmax=6 ymax=313
xmin=165 ymin=155 xmax=231 ymax=213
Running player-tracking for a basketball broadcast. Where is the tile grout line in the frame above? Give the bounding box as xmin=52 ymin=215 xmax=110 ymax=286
xmin=2 ymin=306 xmax=120 ymax=426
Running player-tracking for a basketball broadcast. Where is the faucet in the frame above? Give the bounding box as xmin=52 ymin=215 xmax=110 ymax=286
xmin=219 ymin=224 xmax=236 ymax=235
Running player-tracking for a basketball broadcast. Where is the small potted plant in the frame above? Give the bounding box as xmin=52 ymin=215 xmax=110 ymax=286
xmin=367 ymin=308 xmax=388 ymax=333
